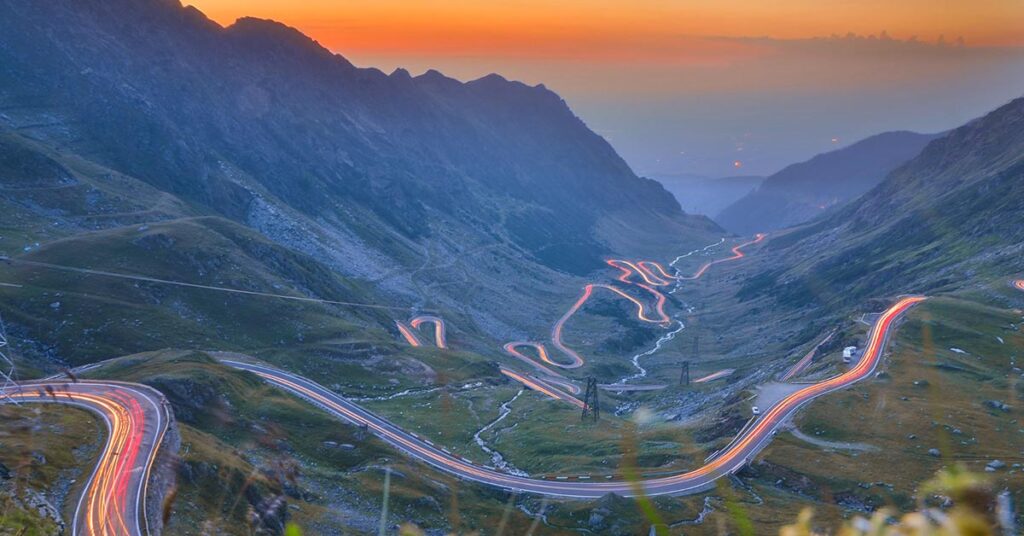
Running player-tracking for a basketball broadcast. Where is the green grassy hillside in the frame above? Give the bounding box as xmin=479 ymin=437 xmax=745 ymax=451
xmin=0 ymin=404 xmax=103 ymax=535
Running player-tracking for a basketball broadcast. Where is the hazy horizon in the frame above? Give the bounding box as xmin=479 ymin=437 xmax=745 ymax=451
xmin=188 ymin=1 xmax=1024 ymax=177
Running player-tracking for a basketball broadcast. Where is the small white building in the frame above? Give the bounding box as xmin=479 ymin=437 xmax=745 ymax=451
xmin=842 ymin=346 xmax=858 ymax=363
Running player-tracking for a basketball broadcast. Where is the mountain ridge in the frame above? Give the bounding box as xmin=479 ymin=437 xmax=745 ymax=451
xmin=716 ymin=130 xmax=941 ymax=233
xmin=745 ymin=96 xmax=1024 ymax=310
xmin=0 ymin=0 xmax=717 ymax=262
xmin=653 ymin=173 xmax=764 ymax=216
xmin=0 ymin=0 xmax=720 ymax=358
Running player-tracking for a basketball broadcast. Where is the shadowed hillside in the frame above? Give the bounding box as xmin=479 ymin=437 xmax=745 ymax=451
xmin=717 ymin=131 xmax=940 ymax=234
xmin=0 ymin=0 xmax=720 ymax=362
xmin=741 ymin=97 xmax=1024 ymax=311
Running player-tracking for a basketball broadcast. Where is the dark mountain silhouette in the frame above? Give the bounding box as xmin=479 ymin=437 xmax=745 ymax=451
xmin=0 ymin=0 xmax=718 ymax=277
xmin=716 ymin=131 xmax=940 ymax=234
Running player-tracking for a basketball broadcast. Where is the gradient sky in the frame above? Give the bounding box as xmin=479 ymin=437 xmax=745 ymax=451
xmin=188 ymin=1 xmax=1024 ymax=178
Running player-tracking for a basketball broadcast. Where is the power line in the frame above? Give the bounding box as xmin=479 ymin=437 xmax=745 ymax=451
xmin=1 ymin=257 xmax=432 ymax=313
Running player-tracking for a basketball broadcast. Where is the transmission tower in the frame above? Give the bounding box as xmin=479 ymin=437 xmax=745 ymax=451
xmin=580 ymin=377 xmax=599 ymax=422
xmin=0 ymin=313 xmax=20 ymax=405
xmin=679 ymin=361 xmax=690 ymax=386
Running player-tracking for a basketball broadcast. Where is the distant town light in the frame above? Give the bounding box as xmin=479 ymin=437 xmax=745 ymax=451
xmin=733 ymin=160 xmax=743 ymax=168
xmin=831 ymin=137 xmax=839 ymax=143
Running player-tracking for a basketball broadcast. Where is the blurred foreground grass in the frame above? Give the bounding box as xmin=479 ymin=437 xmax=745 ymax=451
xmin=276 ymin=464 xmax=1011 ymax=535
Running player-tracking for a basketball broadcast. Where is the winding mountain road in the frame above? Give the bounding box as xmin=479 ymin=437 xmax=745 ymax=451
xmin=692 ymin=369 xmax=736 ymax=384
xmin=502 ymin=342 xmax=569 ymax=377
xmin=499 ymin=368 xmax=585 ymax=408
xmin=678 ymin=233 xmax=765 ymax=281
xmin=502 ymin=235 xmax=763 ymax=402
xmin=0 ymin=233 xmax=933 ymax=526
xmin=2 ymin=381 xmax=169 ymax=536
xmin=222 ymin=295 xmax=924 ymax=498
xmin=503 ymin=236 xmax=764 ymax=378
xmin=396 ymin=315 xmax=448 ymax=349
xmin=400 ymin=236 xmax=763 ymax=400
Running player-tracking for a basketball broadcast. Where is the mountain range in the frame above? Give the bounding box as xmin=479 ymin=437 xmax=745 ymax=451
xmin=716 ymin=130 xmax=941 ymax=234
xmin=738 ymin=97 xmax=1024 ymax=311
xmin=0 ymin=0 xmax=719 ymax=363
xmin=651 ymin=173 xmax=764 ymax=216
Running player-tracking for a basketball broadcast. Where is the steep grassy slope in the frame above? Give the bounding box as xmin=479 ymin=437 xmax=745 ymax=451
xmin=0 ymin=404 xmax=104 ymax=535
xmin=717 ymin=131 xmax=939 ymax=234
xmin=736 ymin=293 xmax=1024 ymax=532
xmin=0 ymin=214 xmax=394 ymax=368
xmin=0 ymin=130 xmax=197 ymax=251
xmin=0 ymin=127 xmax=520 ymax=393
xmin=742 ymin=97 xmax=1024 ymax=313
xmin=0 ymin=123 xmax=658 ymax=383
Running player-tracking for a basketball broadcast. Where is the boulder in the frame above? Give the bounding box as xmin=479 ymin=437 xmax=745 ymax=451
xmin=985 ymin=460 xmax=1006 ymax=472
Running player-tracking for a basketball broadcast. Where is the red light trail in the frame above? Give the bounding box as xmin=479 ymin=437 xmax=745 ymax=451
xmin=505 ymin=235 xmax=765 ymax=391
xmin=225 ymin=296 xmax=925 ymax=497
xmin=396 ymin=315 xmax=448 ymax=349
xmin=3 ymin=381 xmax=169 ymax=536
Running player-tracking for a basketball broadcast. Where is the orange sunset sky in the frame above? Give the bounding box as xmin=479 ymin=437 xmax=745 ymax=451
xmin=189 ymin=1 xmax=1023 ymax=56
xmin=185 ymin=1 xmax=1024 ymax=178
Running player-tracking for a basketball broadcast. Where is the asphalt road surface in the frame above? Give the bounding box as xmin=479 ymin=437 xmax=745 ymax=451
xmin=3 ymin=381 xmax=170 ymax=536
xmin=221 ymin=295 xmax=924 ymax=498
xmin=397 ymin=315 xmax=448 ymax=348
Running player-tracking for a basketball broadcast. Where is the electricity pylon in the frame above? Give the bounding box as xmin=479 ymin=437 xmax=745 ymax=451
xmin=581 ymin=377 xmax=599 ymax=422
xmin=0 ymin=313 xmax=19 ymax=405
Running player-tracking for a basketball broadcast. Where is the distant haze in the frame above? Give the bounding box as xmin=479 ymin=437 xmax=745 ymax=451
xmin=189 ymin=1 xmax=1024 ymax=177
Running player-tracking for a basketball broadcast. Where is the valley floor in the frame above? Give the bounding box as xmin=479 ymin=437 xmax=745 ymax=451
xmin=7 ymin=236 xmax=1023 ymax=534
